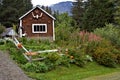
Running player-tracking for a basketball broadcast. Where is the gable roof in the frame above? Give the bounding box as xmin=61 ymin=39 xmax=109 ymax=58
xmin=19 ymin=5 xmax=55 ymax=20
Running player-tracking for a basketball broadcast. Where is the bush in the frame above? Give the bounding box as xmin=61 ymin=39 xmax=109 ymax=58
xmin=5 ymin=41 xmax=27 ymax=64
xmin=56 ymin=55 xmax=70 ymax=67
xmin=9 ymin=48 xmax=27 ymax=64
xmin=0 ymin=39 xmax=5 ymax=45
xmin=94 ymin=24 xmax=120 ymax=47
xmin=92 ymin=40 xmax=117 ymax=67
xmin=23 ymin=62 xmax=37 ymax=72
xmin=44 ymin=53 xmax=60 ymax=70
xmin=36 ymin=62 xmax=49 ymax=73
xmin=68 ymin=48 xmax=87 ymax=67
xmin=93 ymin=47 xmax=117 ymax=67
xmin=23 ymin=62 xmax=49 ymax=73
xmin=0 ymin=25 xmax=5 ymax=34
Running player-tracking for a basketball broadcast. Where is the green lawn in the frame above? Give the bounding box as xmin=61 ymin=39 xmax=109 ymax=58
xmin=26 ymin=62 xmax=120 ymax=80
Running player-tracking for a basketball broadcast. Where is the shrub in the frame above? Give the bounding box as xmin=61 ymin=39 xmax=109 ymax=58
xmin=93 ymin=47 xmax=117 ymax=67
xmin=0 ymin=25 xmax=5 ymax=34
xmin=23 ymin=62 xmax=49 ymax=73
xmin=23 ymin=62 xmax=37 ymax=72
xmin=116 ymin=54 xmax=120 ymax=64
xmin=68 ymin=48 xmax=87 ymax=67
xmin=0 ymin=39 xmax=5 ymax=45
xmin=5 ymin=41 xmax=27 ymax=64
xmin=56 ymin=55 xmax=70 ymax=67
xmin=44 ymin=53 xmax=61 ymax=70
xmin=94 ymin=24 xmax=120 ymax=47
xmin=92 ymin=40 xmax=117 ymax=67
xmin=9 ymin=48 xmax=27 ymax=64
xmin=36 ymin=62 xmax=48 ymax=73
xmin=44 ymin=53 xmax=71 ymax=70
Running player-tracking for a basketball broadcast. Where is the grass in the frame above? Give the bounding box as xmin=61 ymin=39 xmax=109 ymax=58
xmin=26 ymin=62 xmax=120 ymax=80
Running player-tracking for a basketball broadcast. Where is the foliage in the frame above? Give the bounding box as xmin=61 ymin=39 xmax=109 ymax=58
xmin=3 ymin=40 xmax=27 ymax=64
xmin=23 ymin=62 xmax=49 ymax=73
xmin=72 ymin=0 xmax=118 ymax=31
xmin=81 ymin=0 xmax=115 ymax=31
xmin=68 ymin=48 xmax=88 ymax=67
xmin=23 ymin=52 xmax=71 ymax=73
xmin=0 ymin=39 xmax=5 ymax=45
xmin=41 ymin=6 xmax=52 ymax=14
xmin=55 ymin=13 xmax=76 ymax=46
xmin=114 ymin=1 xmax=120 ymax=25
xmin=92 ymin=40 xmax=118 ymax=67
xmin=44 ymin=53 xmax=70 ymax=70
xmin=8 ymin=47 xmax=27 ymax=64
xmin=94 ymin=24 xmax=120 ymax=47
xmin=0 ymin=25 xmax=5 ymax=34
xmin=71 ymin=0 xmax=84 ymax=28
xmin=0 ymin=0 xmax=33 ymax=25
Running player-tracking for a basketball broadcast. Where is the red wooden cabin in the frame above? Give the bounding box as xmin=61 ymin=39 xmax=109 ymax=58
xmin=19 ymin=6 xmax=55 ymax=41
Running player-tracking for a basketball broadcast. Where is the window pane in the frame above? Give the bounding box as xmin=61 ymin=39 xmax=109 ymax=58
xmin=37 ymin=25 xmax=39 ymax=31
xmin=34 ymin=25 xmax=37 ymax=31
xmin=40 ymin=25 xmax=42 ymax=31
xmin=43 ymin=25 xmax=45 ymax=31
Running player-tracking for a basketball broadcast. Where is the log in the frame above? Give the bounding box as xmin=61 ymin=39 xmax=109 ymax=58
xmin=25 ymin=52 xmax=38 ymax=56
xmin=37 ymin=49 xmax=58 ymax=53
xmin=32 ymin=57 xmax=45 ymax=61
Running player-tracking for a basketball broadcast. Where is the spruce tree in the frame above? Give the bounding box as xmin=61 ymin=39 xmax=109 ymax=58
xmin=71 ymin=0 xmax=84 ymax=28
xmin=0 ymin=0 xmax=33 ymax=27
xmin=72 ymin=0 xmax=116 ymax=31
xmin=114 ymin=0 xmax=120 ymax=25
xmin=82 ymin=0 xmax=115 ymax=31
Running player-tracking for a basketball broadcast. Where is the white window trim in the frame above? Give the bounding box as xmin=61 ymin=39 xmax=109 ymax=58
xmin=32 ymin=24 xmax=47 ymax=33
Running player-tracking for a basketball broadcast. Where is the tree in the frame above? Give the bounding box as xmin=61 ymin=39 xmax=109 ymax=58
xmin=72 ymin=0 xmax=116 ymax=31
xmin=71 ymin=0 xmax=84 ymax=28
xmin=114 ymin=1 xmax=120 ymax=25
xmin=0 ymin=25 xmax=5 ymax=34
xmin=55 ymin=13 xmax=75 ymax=41
xmin=0 ymin=0 xmax=33 ymax=27
xmin=82 ymin=0 xmax=115 ymax=31
xmin=41 ymin=5 xmax=52 ymax=14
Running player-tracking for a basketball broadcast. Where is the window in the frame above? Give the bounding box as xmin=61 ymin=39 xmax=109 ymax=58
xmin=32 ymin=24 xmax=47 ymax=33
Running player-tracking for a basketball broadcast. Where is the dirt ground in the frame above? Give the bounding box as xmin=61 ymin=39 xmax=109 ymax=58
xmin=0 ymin=51 xmax=32 ymax=80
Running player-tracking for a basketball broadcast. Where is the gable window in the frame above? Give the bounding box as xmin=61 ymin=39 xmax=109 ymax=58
xmin=32 ymin=24 xmax=47 ymax=33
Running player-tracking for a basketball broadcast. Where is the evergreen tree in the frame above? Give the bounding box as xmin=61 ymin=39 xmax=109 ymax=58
xmin=0 ymin=0 xmax=33 ymax=27
xmin=41 ymin=5 xmax=52 ymax=14
xmin=82 ymin=0 xmax=115 ymax=31
xmin=71 ymin=0 xmax=84 ymax=28
xmin=72 ymin=0 xmax=116 ymax=31
xmin=114 ymin=0 xmax=120 ymax=25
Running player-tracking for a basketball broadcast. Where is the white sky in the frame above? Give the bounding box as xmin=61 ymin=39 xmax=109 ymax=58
xmin=32 ymin=0 xmax=74 ymax=6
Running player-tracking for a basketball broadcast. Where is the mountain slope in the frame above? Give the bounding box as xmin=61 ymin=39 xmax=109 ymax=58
xmin=50 ymin=1 xmax=73 ymax=15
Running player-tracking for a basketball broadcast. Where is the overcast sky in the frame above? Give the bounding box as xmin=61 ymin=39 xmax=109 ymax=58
xmin=32 ymin=0 xmax=74 ymax=6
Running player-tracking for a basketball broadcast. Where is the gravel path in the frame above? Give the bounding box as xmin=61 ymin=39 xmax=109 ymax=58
xmin=83 ymin=72 xmax=120 ymax=80
xmin=0 ymin=51 xmax=32 ymax=80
